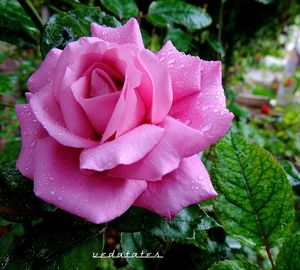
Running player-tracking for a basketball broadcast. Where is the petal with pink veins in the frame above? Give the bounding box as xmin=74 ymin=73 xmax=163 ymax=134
xmin=16 ymin=104 xmax=48 ymax=179
xmin=91 ymin=18 xmax=144 ymax=49
xmin=33 ymin=137 xmax=147 ymax=224
xmin=134 ymin=155 xmax=217 ymax=220
xmin=80 ymin=124 xmax=165 ymax=172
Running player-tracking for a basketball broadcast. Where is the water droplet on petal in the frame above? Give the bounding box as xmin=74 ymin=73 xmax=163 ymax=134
xmin=167 ymin=58 xmax=175 ymax=64
xmin=201 ymin=123 xmax=212 ymax=132
xmin=184 ymin=119 xmax=192 ymax=125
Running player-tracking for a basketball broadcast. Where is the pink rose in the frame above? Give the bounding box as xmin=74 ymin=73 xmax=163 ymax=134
xmin=16 ymin=18 xmax=233 ymax=224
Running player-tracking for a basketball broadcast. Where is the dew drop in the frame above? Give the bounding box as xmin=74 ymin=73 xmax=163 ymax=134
xmin=167 ymin=58 xmax=175 ymax=64
xmin=184 ymin=119 xmax=191 ymax=125
xmin=201 ymin=123 xmax=212 ymax=132
xmin=50 ymin=190 xmax=55 ymax=195
xmin=30 ymin=141 xmax=37 ymax=147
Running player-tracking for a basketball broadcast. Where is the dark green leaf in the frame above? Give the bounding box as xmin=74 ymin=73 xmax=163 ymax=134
xmin=0 ymin=234 xmax=14 ymax=262
xmin=254 ymin=0 xmax=273 ymax=4
xmin=141 ymin=29 xmax=151 ymax=48
xmin=45 ymin=233 xmax=104 ymax=270
xmin=210 ymin=132 xmax=294 ymax=248
xmin=5 ymin=211 xmax=105 ymax=269
xmin=121 ymin=232 xmax=163 ymax=270
xmin=0 ymin=0 xmax=39 ymax=48
xmin=208 ymin=38 xmax=225 ymax=57
xmin=40 ymin=7 xmax=120 ymax=58
xmin=159 ymin=243 xmax=224 ymax=270
xmin=100 ymin=0 xmax=138 ymax=20
xmin=0 ymin=168 xmax=43 ymax=222
xmin=147 ymin=1 xmax=212 ymax=32
xmin=276 ymin=231 xmax=300 ymax=270
xmin=208 ymin=260 xmax=260 ymax=270
xmin=113 ymin=204 xmax=218 ymax=241
xmin=164 ymin=28 xmax=192 ymax=52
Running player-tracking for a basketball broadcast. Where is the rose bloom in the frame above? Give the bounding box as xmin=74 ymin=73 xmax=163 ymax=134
xmin=16 ymin=18 xmax=233 ymax=224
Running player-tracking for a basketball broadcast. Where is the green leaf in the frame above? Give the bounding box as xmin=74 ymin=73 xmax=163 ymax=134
xmin=100 ymin=0 xmax=138 ymax=20
xmin=0 ymin=0 xmax=39 ymax=48
xmin=5 ymin=211 xmax=105 ymax=269
xmin=113 ymin=204 xmax=218 ymax=241
xmin=208 ymin=38 xmax=225 ymax=57
xmin=0 ymin=233 xmax=14 ymax=263
xmin=121 ymin=232 xmax=163 ymax=270
xmin=147 ymin=1 xmax=212 ymax=32
xmin=164 ymin=28 xmax=192 ymax=52
xmin=40 ymin=7 xmax=120 ymax=58
xmin=208 ymin=260 xmax=260 ymax=270
xmin=210 ymin=132 xmax=294 ymax=248
xmin=276 ymin=231 xmax=300 ymax=270
xmin=0 ymin=169 xmax=43 ymax=222
xmin=45 ymin=233 xmax=104 ymax=270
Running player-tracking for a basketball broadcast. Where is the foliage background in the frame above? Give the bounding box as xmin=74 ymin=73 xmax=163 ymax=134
xmin=0 ymin=0 xmax=299 ymax=269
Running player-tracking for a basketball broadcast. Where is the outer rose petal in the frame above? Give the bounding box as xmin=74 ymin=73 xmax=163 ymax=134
xmin=170 ymin=60 xmax=234 ymax=148
xmin=80 ymin=124 xmax=165 ymax=171
xmin=134 ymin=155 xmax=217 ymax=219
xmin=15 ymin=104 xmax=47 ymax=179
xmin=33 ymin=137 xmax=147 ymax=224
xmin=27 ymin=48 xmax=62 ymax=93
xmin=108 ymin=117 xmax=206 ymax=180
xmin=156 ymin=41 xmax=201 ymax=102
xmin=91 ymin=18 xmax=144 ymax=49
xmin=30 ymin=83 xmax=98 ymax=148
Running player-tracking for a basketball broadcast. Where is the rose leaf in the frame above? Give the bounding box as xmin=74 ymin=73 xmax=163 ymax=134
xmin=209 ymin=132 xmax=294 ymax=248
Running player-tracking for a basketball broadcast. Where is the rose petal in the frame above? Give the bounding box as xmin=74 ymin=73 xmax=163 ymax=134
xmin=156 ymin=41 xmax=201 ymax=102
xmin=30 ymin=83 xmax=98 ymax=148
xmin=52 ymin=37 xmax=110 ymax=98
xmin=136 ymin=49 xmax=173 ymax=123
xmin=134 ymin=155 xmax=217 ymax=219
xmin=50 ymin=38 xmax=113 ymax=138
xmin=101 ymin=46 xmax=144 ymax=141
xmin=71 ymin=76 xmax=121 ymax=134
xmin=90 ymin=68 xmax=119 ymax=96
xmin=15 ymin=104 xmax=48 ymax=179
xmin=27 ymin=48 xmax=62 ymax=93
xmin=56 ymin=67 xmax=96 ymax=139
xmin=170 ymin=60 xmax=234 ymax=148
xmin=108 ymin=117 xmax=205 ymax=180
xmin=91 ymin=18 xmax=144 ymax=49
xmin=80 ymin=124 xmax=165 ymax=172
xmin=33 ymin=137 xmax=147 ymax=224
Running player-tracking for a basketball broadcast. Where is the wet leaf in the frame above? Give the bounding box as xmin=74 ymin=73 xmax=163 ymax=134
xmin=210 ymin=132 xmax=294 ymax=247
